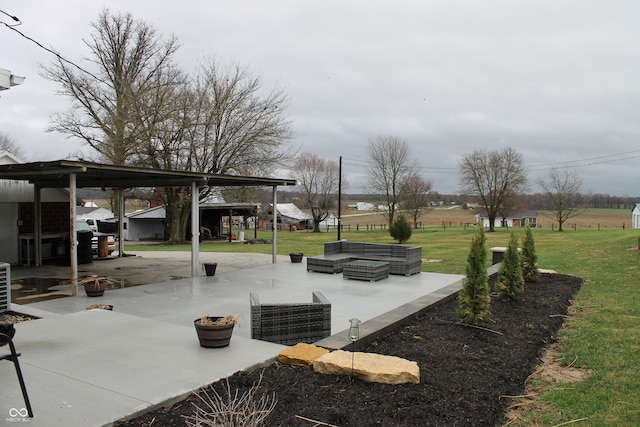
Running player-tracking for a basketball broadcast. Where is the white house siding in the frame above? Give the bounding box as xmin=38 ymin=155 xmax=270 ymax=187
xmin=476 ymin=211 xmax=538 ymax=229
xmin=0 ymin=152 xmax=71 ymax=264
xmin=126 ymin=219 xmax=166 ymax=241
xmin=123 ymin=206 xmax=167 ymax=240
xmin=632 ymin=204 xmax=640 ymax=229
xmin=0 ymin=204 xmax=18 ymax=263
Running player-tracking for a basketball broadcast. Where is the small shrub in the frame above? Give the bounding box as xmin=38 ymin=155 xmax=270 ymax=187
xmin=389 ymin=214 xmax=412 ymax=243
xmin=521 ymin=225 xmax=539 ymax=282
xmin=496 ymin=232 xmax=524 ymax=301
xmin=457 ymin=225 xmax=490 ymax=325
xmin=184 ymin=373 xmax=276 ymax=427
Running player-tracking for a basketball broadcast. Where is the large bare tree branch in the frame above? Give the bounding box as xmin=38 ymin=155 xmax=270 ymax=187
xmin=366 ymin=136 xmax=418 ymax=226
xmin=41 ymin=8 xmax=181 ymax=165
xmin=291 ymin=153 xmax=343 ymax=232
xmin=459 ymin=147 xmax=527 ymax=231
xmin=537 ymin=167 xmax=584 ymax=231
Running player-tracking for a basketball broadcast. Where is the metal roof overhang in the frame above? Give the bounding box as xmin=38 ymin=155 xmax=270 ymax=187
xmin=0 ymin=160 xmax=296 ymax=189
xmin=0 ymin=160 xmax=296 ymax=286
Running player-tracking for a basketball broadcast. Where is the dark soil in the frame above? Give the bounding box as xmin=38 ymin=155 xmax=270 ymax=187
xmin=124 ymin=273 xmax=582 ymax=427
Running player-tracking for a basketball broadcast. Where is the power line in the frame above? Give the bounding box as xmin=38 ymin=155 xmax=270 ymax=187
xmin=525 ymin=149 xmax=640 ymax=171
xmin=345 ymin=148 xmax=640 ymax=175
xmin=1 ymin=9 xmax=102 ymax=83
xmin=0 ymin=9 xmax=20 ymax=26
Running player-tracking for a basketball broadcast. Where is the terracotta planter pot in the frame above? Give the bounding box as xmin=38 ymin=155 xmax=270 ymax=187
xmin=289 ymin=252 xmax=304 ymax=263
xmin=194 ymin=317 xmax=235 ymax=348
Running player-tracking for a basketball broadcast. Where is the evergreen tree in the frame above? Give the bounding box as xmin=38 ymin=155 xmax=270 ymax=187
xmin=521 ymin=225 xmax=539 ymax=282
xmin=457 ymin=225 xmax=490 ymax=325
xmin=389 ymin=214 xmax=412 ymax=243
xmin=497 ymin=232 xmax=524 ymax=300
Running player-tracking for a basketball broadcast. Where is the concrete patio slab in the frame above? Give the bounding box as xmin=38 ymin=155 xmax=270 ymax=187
xmin=2 ymin=252 xmax=464 ymax=426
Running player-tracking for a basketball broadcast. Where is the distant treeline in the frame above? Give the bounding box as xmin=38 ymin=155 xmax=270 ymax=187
xmin=282 ymin=192 xmax=638 ymax=210
xmin=516 ymin=193 xmax=639 ymax=210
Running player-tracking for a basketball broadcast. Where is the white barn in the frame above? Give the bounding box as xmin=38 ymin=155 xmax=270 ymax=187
xmin=122 ymin=206 xmax=167 ymax=241
xmin=317 ymin=212 xmax=338 ymax=230
xmin=264 ymin=203 xmax=312 ymax=230
xmin=632 ymin=204 xmax=640 ymax=229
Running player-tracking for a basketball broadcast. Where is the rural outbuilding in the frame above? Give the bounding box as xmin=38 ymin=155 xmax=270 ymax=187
xmin=475 ymin=210 xmax=538 ymax=228
xmin=632 ymin=203 xmax=640 ymax=229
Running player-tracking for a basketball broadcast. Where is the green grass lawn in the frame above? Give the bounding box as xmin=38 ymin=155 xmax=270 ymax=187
xmin=125 ymin=225 xmax=640 ymax=426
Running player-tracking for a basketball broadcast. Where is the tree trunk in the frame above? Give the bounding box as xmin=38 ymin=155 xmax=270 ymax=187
xmin=488 ymin=213 xmax=496 ymax=232
xmin=165 ymin=187 xmax=189 ymax=243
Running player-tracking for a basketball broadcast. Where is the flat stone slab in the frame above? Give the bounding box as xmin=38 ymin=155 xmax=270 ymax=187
xmin=278 ymin=343 xmax=330 ymax=367
xmin=313 ymin=350 xmax=420 ymax=384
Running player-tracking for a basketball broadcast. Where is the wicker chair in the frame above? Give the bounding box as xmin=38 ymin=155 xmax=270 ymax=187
xmin=250 ymin=291 xmax=331 ymax=345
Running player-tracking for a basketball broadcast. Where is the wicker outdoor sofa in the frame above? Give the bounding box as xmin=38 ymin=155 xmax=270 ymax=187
xmin=306 ymin=240 xmax=423 ymax=276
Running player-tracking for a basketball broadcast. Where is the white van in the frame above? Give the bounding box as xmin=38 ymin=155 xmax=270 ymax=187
xmin=85 ymin=218 xmax=98 ymax=232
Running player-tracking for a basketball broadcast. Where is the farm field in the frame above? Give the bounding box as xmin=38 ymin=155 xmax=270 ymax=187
xmin=340 ymin=206 xmax=632 ymax=230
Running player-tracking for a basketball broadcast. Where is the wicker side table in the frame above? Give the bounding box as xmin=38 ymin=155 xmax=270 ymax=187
xmin=343 ymin=260 xmax=389 ymax=282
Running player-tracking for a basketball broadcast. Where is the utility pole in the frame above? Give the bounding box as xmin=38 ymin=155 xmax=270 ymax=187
xmin=338 ymin=156 xmax=342 ymax=240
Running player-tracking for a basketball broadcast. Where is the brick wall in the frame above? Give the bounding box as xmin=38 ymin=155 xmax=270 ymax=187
xmin=19 ymin=202 xmax=71 ymax=234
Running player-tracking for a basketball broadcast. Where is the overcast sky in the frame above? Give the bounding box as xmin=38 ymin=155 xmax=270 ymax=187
xmin=2 ymin=1 xmax=639 ymax=196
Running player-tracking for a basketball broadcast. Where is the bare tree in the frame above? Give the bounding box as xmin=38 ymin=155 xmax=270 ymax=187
xmin=291 ymin=153 xmax=343 ymax=232
xmin=401 ymin=173 xmax=433 ymax=229
xmin=366 ymin=136 xmax=418 ymax=227
xmin=537 ymin=167 xmax=583 ymax=231
xmin=42 ymin=9 xmax=182 ymax=165
xmin=169 ymin=60 xmax=293 ymax=241
xmin=43 ymin=10 xmax=294 ymax=243
xmin=189 ymin=59 xmax=294 ymax=179
xmin=0 ymin=132 xmax=24 ymax=159
xmin=459 ymin=147 xmax=527 ymax=232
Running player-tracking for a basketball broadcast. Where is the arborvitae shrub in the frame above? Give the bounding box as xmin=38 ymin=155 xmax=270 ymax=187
xmin=496 ymin=232 xmax=524 ymax=301
xmin=389 ymin=214 xmax=412 ymax=243
xmin=457 ymin=225 xmax=490 ymax=325
xmin=521 ymin=224 xmax=539 ymax=282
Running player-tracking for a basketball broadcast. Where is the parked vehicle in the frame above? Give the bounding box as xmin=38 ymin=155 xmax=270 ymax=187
xmin=85 ymin=218 xmax=98 ymax=232
xmin=76 ymin=221 xmax=115 ymax=255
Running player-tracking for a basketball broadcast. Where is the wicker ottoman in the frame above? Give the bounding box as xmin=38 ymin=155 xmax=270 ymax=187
xmin=343 ymin=260 xmax=389 ymax=282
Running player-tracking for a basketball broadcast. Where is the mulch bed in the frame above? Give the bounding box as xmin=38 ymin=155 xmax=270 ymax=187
xmin=123 ymin=273 xmax=582 ymax=427
xmin=1 ymin=311 xmax=39 ymax=346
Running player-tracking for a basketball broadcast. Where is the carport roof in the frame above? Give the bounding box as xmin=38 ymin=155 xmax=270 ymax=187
xmin=0 ymin=160 xmax=297 ymax=189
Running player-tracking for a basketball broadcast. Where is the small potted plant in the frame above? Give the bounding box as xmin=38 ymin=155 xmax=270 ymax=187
xmin=60 ymin=275 xmax=121 ymax=297
xmin=194 ymin=315 xmax=237 ymax=348
xmin=289 ymin=252 xmax=304 ymax=263
xmin=203 ymin=262 xmax=218 ymax=276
